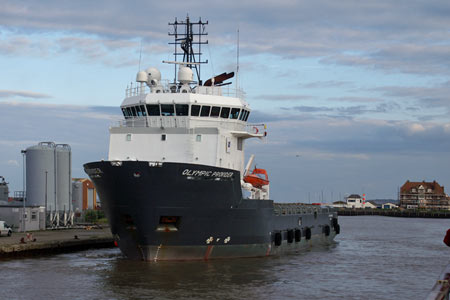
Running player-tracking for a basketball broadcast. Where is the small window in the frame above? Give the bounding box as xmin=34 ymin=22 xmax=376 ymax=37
xmin=146 ymin=104 xmax=160 ymax=116
xmin=131 ymin=106 xmax=138 ymax=116
xmin=220 ymin=107 xmax=230 ymax=118
xmin=237 ymin=138 xmax=243 ymax=151
xmin=230 ymin=108 xmax=240 ymax=119
xmin=175 ymin=104 xmax=189 ymax=116
xmin=31 ymin=211 xmax=37 ymax=220
xmin=161 ymin=104 xmax=175 ymax=116
xmin=196 ymin=134 xmax=202 ymax=142
xmin=140 ymin=105 xmax=147 ymax=116
xmin=191 ymin=105 xmax=201 ymax=116
xmin=210 ymin=106 xmax=220 ymax=117
xmin=200 ymin=105 xmax=211 ymax=117
xmin=161 ymin=134 xmax=166 ymax=141
xmin=126 ymin=134 xmax=132 ymax=141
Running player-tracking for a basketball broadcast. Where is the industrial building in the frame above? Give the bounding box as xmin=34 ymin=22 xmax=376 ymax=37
xmin=400 ymin=180 xmax=450 ymax=210
xmin=0 ymin=205 xmax=45 ymax=231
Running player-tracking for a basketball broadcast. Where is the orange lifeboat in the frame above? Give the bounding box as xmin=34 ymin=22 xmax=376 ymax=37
xmin=243 ymin=168 xmax=269 ymax=188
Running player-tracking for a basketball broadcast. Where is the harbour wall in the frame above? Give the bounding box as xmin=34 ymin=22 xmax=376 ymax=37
xmin=0 ymin=227 xmax=114 ymax=258
xmin=338 ymin=209 xmax=450 ymax=218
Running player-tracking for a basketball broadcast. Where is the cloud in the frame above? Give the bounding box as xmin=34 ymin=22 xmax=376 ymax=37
xmin=6 ymin=160 xmax=19 ymax=166
xmin=299 ymin=80 xmax=353 ymax=89
xmin=1 ymin=1 xmax=449 ymax=75
xmin=0 ymin=90 xmax=52 ymax=99
xmin=254 ymin=94 xmax=313 ymax=101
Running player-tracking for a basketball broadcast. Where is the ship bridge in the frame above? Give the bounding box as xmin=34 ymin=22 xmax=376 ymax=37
xmin=108 ymin=17 xmax=266 ymax=176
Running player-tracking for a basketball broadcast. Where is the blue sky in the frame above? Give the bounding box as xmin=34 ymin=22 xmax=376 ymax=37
xmin=1 ymin=0 xmax=449 ymax=201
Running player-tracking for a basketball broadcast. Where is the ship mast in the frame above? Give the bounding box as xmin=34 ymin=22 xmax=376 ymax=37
xmin=168 ymin=16 xmax=209 ymax=85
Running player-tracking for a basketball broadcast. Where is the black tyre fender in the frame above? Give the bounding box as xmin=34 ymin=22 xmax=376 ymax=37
xmin=274 ymin=232 xmax=282 ymax=246
xmin=294 ymin=229 xmax=301 ymax=242
xmin=324 ymin=225 xmax=330 ymax=237
xmin=287 ymin=229 xmax=294 ymax=243
xmin=305 ymin=227 xmax=312 ymax=240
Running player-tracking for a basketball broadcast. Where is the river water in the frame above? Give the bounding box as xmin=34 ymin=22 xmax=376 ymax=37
xmin=1 ymin=216 xmax=449 ymax=299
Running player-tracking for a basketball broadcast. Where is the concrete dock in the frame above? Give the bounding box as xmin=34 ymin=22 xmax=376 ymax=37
xmin=0 ymin=227 xmax=114 ymax=258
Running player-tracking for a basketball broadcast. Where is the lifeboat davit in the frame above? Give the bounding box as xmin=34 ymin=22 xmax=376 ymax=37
xmin=243 ymin=168 xmax=269 ymax=189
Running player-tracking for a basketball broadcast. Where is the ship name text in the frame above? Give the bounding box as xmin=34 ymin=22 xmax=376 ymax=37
xmin=182 ymin=169 xmax=233 ymax=178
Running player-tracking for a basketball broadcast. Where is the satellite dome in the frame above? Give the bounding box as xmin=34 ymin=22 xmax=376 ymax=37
xmin=136 ymin=71 xmax=148 ymax=83
xmin=146 ymin=67 xmax=161 ymax=86
xmin=178 ymin=66 xmax=193 ymax=84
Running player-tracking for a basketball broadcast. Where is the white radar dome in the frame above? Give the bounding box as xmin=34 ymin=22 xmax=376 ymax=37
xmin=178 ymin=66 xmax=193 ymax=84
xmin=136 ymin=71 xmax=148 ymax=83
xmin=146 ymin=67 xmax=161 ymax=86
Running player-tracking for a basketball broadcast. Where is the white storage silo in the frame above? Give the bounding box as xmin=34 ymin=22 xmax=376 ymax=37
xmin=56 ymin=144 xmax=71 ymax=211
xmin=26 ymin=142 xmax=56 ymax=210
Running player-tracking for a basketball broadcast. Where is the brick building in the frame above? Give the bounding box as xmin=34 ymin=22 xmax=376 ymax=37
xmin=400 ymin=180 xmax=450 ymax=210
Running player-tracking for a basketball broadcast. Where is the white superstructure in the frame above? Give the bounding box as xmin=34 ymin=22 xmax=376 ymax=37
xmin=108 ymin=68 xmax=266 ymax=177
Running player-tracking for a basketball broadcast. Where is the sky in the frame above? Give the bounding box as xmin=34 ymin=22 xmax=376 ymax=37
xmin=1 ymin=0 xmax=449 ymax=202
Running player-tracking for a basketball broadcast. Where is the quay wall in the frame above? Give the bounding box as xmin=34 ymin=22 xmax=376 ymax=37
xmin=338 ymin=209 xmax=450 ymax=218
xmin=0 ymin=227 xmax=114 ymax=258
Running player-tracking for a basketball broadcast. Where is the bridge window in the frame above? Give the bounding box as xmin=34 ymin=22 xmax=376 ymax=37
xmin=238 ymin=109 xmax=245 ymax=121
xmin=175 ymin=104 xmax=189 ymax=116
xmin=220 ymin=107 xmax=230 ymax=118
xmin=210 ymin=106 xmax=220 ymax=117
xmin=196 ymin=134 xmax=202 ymax=142
xmin=244 ymin=111 xmax=250 ymax=121
xmin=230 ymin=108 xmax=240 ymax=119
xmin=140 ymin=105 xmax=147 ymax=116
xmin=136 ymin=105 xmax=144 ymax=117
xmin=146 ymin=104 xmax=160 ymax=116
xmin=161 ymin=104 xmax=175 ymax=116
xmin=191 ymin=105 xmax=200 ymax=116
xmin=126 ymin=107 xmax=133 ymax=117
xmin=122 ymin=108 xmax=130 ymax=119
xmin=131 ymin=106 xmax=137 ymax=116
xmin=200 ymin=105 xmax=211 ymax=117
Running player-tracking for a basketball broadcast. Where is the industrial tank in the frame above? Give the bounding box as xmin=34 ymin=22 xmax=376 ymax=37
xmin=72 ymin=180 xmax=83 ymax=211
xmin=0 ymin=176 xmax=9 ymax=202
xmin=26 ymin=142 xmax=55 ymax=209
xmin=56 ymin=144 xmax=72 ymax=211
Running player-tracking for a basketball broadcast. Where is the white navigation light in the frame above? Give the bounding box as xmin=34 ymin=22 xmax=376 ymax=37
xmin=146 ymin=67 xmax=161 ymax=86
xmin=136 ymin=71 xmax=148 ymax=83
xmin=178 ymin=66 xmax=193 ymax=84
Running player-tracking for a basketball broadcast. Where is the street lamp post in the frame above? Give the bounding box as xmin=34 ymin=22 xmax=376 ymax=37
xmin=21 ymin=150 xmax=26 ymax=233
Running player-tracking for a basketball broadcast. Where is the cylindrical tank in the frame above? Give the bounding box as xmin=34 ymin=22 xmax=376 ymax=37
xmin=72 ymin=180 xmax=83 ymax=211
xmin=56 ymin=144 xmax=71 ymax=211
xmin=26 ymin=142 xmax=55 ymax=210
xmin=0 ymin=177 xmax=9 ymax=202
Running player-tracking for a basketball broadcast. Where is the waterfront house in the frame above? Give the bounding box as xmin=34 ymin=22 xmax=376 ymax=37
xmin=400 ymin=180 xmax=450 ymax=210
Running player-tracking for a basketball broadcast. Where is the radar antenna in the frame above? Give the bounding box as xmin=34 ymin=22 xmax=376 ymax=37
xmin=168 ymin=16 xmax=208 ymax=85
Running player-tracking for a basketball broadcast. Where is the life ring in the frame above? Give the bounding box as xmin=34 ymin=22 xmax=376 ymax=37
xmin=305 ymin=227 xmax=311 ymax=240
xmin=274 ymin=232 xmax=282 ymax=246
xmin=294 ymin=229 xmax=301 ymax=242
xmin=324 ymin=225 xmax=330 ymax=237
xmin=287 ymin=229 xmax=294 ymax=243
xmin=253 ymin=126 xmax=259 ymax=134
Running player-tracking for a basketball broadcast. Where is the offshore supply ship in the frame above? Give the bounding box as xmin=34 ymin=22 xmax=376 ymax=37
xmin=84 ymin=17 xmax=339 ymax=261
